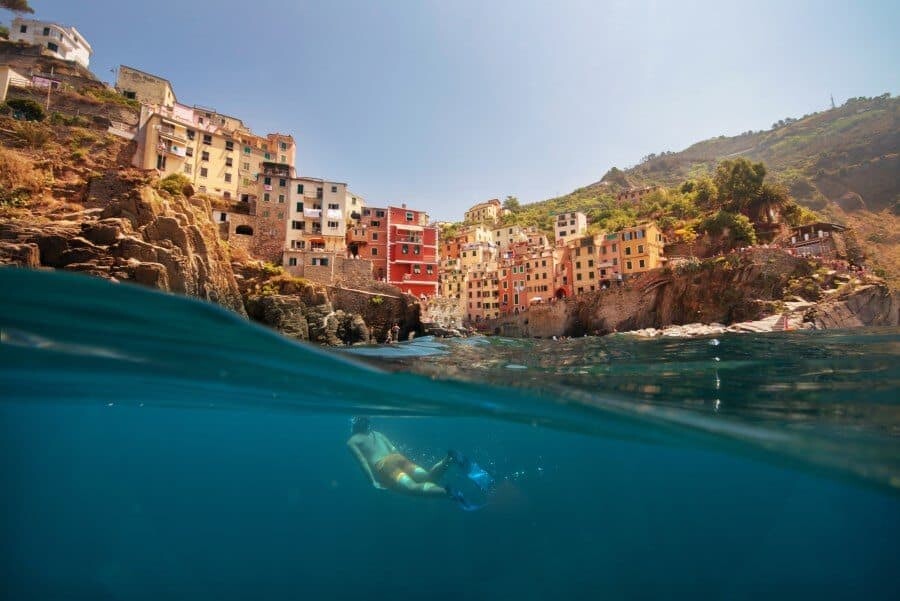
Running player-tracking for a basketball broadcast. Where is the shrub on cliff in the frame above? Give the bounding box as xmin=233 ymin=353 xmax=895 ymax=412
xmin=0 ymin=147 xmax=44 ymax=208
xmin=156 ymin=173 xmax=192 ymax=197
xmin=5 ymin=98 xmax=45 ymax=122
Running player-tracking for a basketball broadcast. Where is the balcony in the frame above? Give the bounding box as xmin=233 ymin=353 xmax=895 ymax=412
xmin=156 ymin=141 xmax=187 ymax=158
xmin=156 ymin=125 xmax=188 ymax=144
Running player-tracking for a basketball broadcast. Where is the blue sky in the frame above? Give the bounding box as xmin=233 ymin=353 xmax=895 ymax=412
xmin=7 ymin=0 xmax=899 ymax=220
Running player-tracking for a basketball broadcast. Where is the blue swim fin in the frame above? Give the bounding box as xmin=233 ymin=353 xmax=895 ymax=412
xmin=465 ymin=462 xmax=495 ymax=494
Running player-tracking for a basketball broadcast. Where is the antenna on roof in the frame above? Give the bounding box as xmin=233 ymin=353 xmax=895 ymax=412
xmin=830 ymin=94 xmax=836 ymax=110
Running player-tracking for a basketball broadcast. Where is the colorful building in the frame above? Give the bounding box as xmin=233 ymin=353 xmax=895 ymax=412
xmin=386 ymin=206 xmax=439 ymax=297
xmin=464 ymin=199 xmax=504 ymax=224
xmin=554 ymin=211 xmax=587 ymax=245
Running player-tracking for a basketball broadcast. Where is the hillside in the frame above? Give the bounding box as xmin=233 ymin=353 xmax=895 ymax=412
xmin=504 ymin=94 xmax=900 ymax=284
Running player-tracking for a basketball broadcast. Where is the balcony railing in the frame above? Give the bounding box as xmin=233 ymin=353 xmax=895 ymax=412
xmin=156 ymin=125 xmax=188 ymax=144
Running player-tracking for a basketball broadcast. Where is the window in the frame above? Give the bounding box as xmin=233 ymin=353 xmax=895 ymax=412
xmin=426 ymin=265 xmax=434 ymax=274
xmin=262 ymin=210 xmax=270 ymax=218
xmin=575 ymin=261 xmax=581 ymax=269
xmin=311 ymin=257 xmax=329 ymax=266
xmin=625 ymin=247 xmax=632 ymax=255
xmin=219 ymin=213 xmax=227 ymax=223
xmin=371 ymin=220 xmax=380 ymax=227
xmin=43 ymin=27 xmax=50 ymax=35
xmin=244 ymin=146 xmax=251 ymax=155
xmin=186 ymin=147 xmax=194 ymax=157
xmin=183 ymin=164 xmax=191 ymax=174
xmin=199 ymin=167 xmax=208 ymax=177
xmin=327 ymin=221 xmax=338 ymax=228
xmin=263 ymin=193 xmax=270 ymax=201
xmin=297 ymin=184 xmax=304 ymax=194
xmin=330 ymin=185 xmax=338 ymax=193
xmin=328 ymin=203 xmax=339 ymax=210
xmin=201 ymin=151 xmax=209 ymax=161
xmin=371 ymin=248 xmax=378 ymax=256
xmin=225 ymin=141 xmax=234 ymax=151
xmin=242 ymin=162 xmax=250 ymax=170
xmin=235 ymin=225 xmax=253 ymax=235
xmin=264 ymin=152 xmax=271 ymax=160
xmin=406 ymin=212 xmax=414 ymax=222
xmin=242 ymin=178 xmax=250 ymax=186
xmin=281 ymin=142 xmax=288 ymax=151
xmin=639 ymin=259 xmax=645 ymax=269
xmin=263 ymin=177 xmax=271 ymax=185
xmin=295 ymin=202 xmax=304 ymax=212
xmin=588 ymin=259 xmax=594 ymax=267
xmin=626 ymin=261 xmax=632 ymax=270
xmin=202 ymin=134 xmax=212 ymax=145
xmin=187 ymin=130 xmax=195 ymax=141
xmin=156 ymin=154 xmax=166 ymax=169
xmin=225 ymin=157 xmax=233 ymax=167
xmin=288 ymin=257 xmax=298 ymax=267
xmin=123 ymin=91 xmax=137 ymax=99
xmin=316 ymin=187 xmax=323 ymax=198
xmin=19 ymin=25 xmax=26 ymax=33
xmin=402 ymin=245 xmax=409 ymax=254
xmin=638 ymin=245 xmax=644 ymax=254
xmin=278 ymin=195 xmax=285 ymax=203
xmin=47 ymin=42 xmax=59 ymax=52
xmin=371 ymin=232 xmax=379 ymax=241
xmin=413 ymin=265 xmax=421 ymax=274
xmin=277 ymin=212 xmax=284 ymax=219
xmin=376 ymin=210 xmax=385 ymax=218
xmin=612 ymin=244 xmax=617 ymax=252
xmin=576 ymin=273 xmax=582 ymax=281
xmin=291 ymin=240 xmax=306 ymax=250
xmin=291 ymin=221 xmax=304 ymax=230
xmin=612 ymin=258 xmax=618 ymax=266
xmin=413 ymin=246 xmax=420 ymax=255
xmin=279 ymin=179 xmax=286 ymax=187
xmin=224 ymin=173 xmax=232 ymax=183
xmin=589 ymin=271 xmax=595 ymax=279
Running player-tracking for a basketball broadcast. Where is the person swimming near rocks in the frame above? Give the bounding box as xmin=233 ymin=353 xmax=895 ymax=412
xmin=346 ymin=417 xmax=459 ymax=499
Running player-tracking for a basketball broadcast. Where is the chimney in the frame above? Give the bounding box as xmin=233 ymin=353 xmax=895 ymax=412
xmin=402 ymin=203 xmax=407 ymax=209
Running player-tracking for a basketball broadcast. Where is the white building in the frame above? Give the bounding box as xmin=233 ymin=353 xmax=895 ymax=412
xmin=9 ymin=18 xmax=93 ymax=69
xmin=554 ymin=211 xmax=587 ymax=245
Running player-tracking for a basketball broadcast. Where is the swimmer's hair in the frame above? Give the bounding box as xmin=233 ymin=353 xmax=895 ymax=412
xmin=350 ymin=416 xmax=372 ymax=435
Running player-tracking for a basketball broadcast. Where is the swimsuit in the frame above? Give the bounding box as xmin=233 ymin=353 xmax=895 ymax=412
xmin=374 ymin=453 xmax=417 ymax=487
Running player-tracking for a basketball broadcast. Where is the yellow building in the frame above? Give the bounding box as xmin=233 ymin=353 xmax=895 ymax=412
xmin=618 ymin=223 xmax=665 ymax=277
xmin=464 ymin=199 xmax=503 ymax=224
xmin=459 ymin=241 xmax=498 ymax=271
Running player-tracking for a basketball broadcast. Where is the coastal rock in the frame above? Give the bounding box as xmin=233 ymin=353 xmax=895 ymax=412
xmin=245 ymin=294 xmax=311 ymax=341
xmin=0 ymin=170 xmax=246 ymax=316
xmin=807 ymin=283 xmax=899 ymax=328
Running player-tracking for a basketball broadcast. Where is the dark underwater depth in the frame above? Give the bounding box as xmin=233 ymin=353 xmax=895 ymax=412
xmin=2 ymin=268 xmax=899 ymax=600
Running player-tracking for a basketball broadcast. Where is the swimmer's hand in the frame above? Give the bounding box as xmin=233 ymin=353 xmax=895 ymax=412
xmin=371 ymin=480 xmax=386 ymax=490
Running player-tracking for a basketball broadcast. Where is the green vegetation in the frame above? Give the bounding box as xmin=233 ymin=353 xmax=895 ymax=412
xmin=0 ymin=146 xmax=43 ymax=208
xmin=156 ymin=173 xmax=191 ymax=197
xmin=4 ymin=98 xmax=46 ymax=121
xmin=12 ymin=121 xmax=52 ymax=149
xmin=370 ymin=295 xmax=385 ymax=306
xmin=696 ymin=211 xmax=756 ymax=246
xmin=0 ymin=25 xmax=9 ymax=39
xmin=81 ymin=86 xmax=141 ymax=110
xmin=0 ymin=0 xmax=35 ymax=13
xmin=49 ymin=112 xmax=90 ymax=127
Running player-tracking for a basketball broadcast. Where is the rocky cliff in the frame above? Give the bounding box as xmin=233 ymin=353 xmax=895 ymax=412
xmin=492 ymin=249 xmax=894 ymax=338
xmin=1 ymin=167 xmax=246 ymax=314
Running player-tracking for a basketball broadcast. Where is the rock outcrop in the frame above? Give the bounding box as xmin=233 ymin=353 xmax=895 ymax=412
xmin=0 ymin=170 xmax=246 ymax=315
xmin=806 ymin=283 xmax=899 ymax=328
xmin=489 ymin=249 xmax=899 ymax=338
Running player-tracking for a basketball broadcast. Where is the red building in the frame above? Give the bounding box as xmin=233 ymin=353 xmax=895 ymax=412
xmin=350 ymin=207 xmax=389 ymax=280
xmin=386 ymin=205 xmax=439 ymax=297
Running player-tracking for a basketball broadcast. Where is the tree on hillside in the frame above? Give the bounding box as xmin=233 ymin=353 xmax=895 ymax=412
xmin=1 ymin=0 xmax=35 ymax=13
xmin=680 ymin=176 xmax=719 ymax=211
xmin=0 ymin=24 xmax=9 ymax=39
xmin=503 ymin=195 xmax=520 ymax=212
xmin=746 ymin=182 xmax=791 ymax=224
xmin=714 ymin=158 xmax=767 ymax=213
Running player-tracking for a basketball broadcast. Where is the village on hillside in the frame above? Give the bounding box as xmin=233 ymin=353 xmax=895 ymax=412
xmin=1 ymin=14 xmax=857 ymax=332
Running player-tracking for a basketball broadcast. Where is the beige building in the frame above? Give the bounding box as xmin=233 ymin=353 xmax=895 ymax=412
xmin=459 ymin=241 xmax=498 ymax=271
xmin=464 ymin=199 xmax=503 ymax=224
xmin=554 ymin=211 xmax=587 ymax=245
xmin=491 ymin=224 xmax=531 ymax=250
xmin=285 ymin=177 xmax=364 ymax=256
xmin=116 ymin=66 xmax=176 ymax=107
xmin=0 ymin=65 xmax=29 ymax=102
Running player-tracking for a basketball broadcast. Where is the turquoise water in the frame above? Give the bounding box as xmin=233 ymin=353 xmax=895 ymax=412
xmin=1 ymin=268 xmax=899 ymax=600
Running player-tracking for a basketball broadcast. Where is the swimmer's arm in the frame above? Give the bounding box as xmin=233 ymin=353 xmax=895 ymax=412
xmin=376 ymin=432 xmax=399 ymax=453
xmin=347 ymin=440 xmax=384 ymax=489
